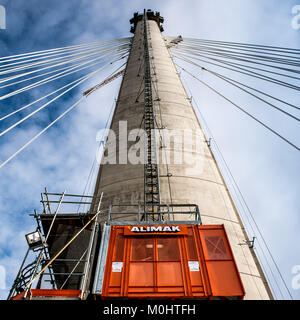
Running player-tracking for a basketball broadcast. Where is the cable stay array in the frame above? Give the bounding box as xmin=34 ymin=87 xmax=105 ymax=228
xmin=169 ymin=37 xmax=299 ymax=300
xmin=0 ymin=37 xmax=131 ymax=168
xmin=166 ymin=36 xmax=300 ymax=153
xmin=0 ymin=34 xmax=298 ymax=300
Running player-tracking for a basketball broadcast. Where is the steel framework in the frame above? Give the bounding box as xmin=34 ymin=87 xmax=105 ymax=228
xmin=143 ymin=12 xmax=161 ymax=219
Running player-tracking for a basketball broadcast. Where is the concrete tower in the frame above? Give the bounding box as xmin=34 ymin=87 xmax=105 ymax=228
xmin=91 ymin=10 xmax=272 ymax=300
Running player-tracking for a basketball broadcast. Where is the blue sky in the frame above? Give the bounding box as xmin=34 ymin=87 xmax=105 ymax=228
xmin=0 ymin=0 xmax=299 ymax=300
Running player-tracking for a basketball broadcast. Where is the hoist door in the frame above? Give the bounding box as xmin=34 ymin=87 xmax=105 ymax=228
xmin=95 ymin=224 xmax=245 ymax=299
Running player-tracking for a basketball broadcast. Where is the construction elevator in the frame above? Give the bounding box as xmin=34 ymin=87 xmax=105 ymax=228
xmin=9 ymin=10 xmax=273 ymax=300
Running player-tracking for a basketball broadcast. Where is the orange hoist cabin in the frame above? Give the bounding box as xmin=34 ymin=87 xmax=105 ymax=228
xmin=92 ymin=205 xmax=245 ymax=300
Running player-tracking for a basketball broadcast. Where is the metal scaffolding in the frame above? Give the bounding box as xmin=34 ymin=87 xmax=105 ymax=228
xmin=8 ymin=190 xmax=102 ymax=300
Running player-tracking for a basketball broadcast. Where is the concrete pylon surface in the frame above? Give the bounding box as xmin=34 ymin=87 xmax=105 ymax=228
xmin=92 ymin=11 xmax=272 ymax=300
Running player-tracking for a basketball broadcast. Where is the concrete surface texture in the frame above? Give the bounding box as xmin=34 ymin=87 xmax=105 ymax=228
xmin=92 ymin=17 xmax=272 ymax=300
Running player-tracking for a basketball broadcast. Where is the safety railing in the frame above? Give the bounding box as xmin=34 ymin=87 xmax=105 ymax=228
xmin=107 ymin=203 xmax=201 ymax=225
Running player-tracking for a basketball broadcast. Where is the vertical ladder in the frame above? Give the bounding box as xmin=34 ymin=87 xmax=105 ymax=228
xmin=143 ymin=12 xmax=160 ymax=220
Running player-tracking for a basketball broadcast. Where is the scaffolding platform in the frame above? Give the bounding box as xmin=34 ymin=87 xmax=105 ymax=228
xmin=8 ymin=190 xmax=102 ymax=300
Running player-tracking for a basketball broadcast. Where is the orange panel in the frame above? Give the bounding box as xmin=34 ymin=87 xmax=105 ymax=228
xmin=157 ymin=262 xmax=184 ymax=287
xmin=129 ymin=287 xmax=155 ymax=293
xmin=206 ymin=261 xmax=244 ymax=297
xmin=31 ymin=289 xmax=81 ymax=298
xmin=109 ymin=270 xmax=122 ymax=287
xmin=189 ymin=266 xmax=203 ymax=287
xmin=108 ymin=287 xmax=121 ymax=293
xmin=197 ymin=225 xmax=245 ymax=298
xmin=157 ymin=237 xmax=181 ymax=261
xmin=101 ymin=224 xmax=245 ymax=299
xmin=199 ymin=228 xmax=232 ymax=261
xmin=128 ymin=262 xmax=154 ymax=287
xmin=131 ymin=237 xmax=154 ymax=261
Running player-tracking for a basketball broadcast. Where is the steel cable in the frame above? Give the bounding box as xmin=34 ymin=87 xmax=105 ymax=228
xmin=0 ymin=37 xmax=131 ymax=63
xmin=176 ymin=64 xmax=300 ymax=152
xmin=0 ymin=48 xmax=129 ymax=100
xmin=0 ymin=54 xmax=128 ymax=136
xmin=172 ymin=51 xmax=300 ymax=91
